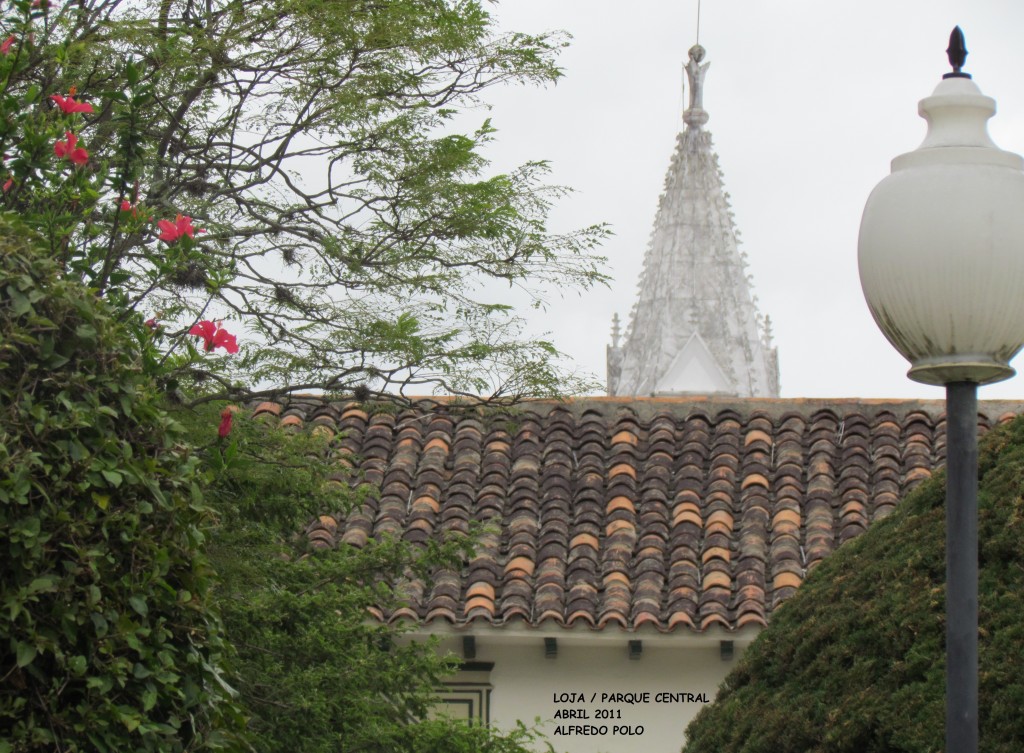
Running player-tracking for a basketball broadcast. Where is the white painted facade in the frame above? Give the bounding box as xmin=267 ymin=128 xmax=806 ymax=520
xmin=423 ymin=626 xmax=759 ymax=753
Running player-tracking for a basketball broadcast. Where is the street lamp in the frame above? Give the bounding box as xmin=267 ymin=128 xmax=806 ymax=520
xmin=858 ymin=28 xmax=1024 ymax=753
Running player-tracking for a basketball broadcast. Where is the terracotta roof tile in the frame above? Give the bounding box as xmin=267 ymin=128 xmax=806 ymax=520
xmin=253 ymin=401 xmax=282 ymax=417
xmin=252 ymin=396 xmax=1024 ymax=633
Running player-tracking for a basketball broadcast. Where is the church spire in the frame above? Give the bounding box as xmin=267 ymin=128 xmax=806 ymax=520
xmin=607 ymin=45 xmax=780 ymax=397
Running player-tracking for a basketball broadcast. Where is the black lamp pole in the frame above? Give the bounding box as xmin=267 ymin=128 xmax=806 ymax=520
xmin=946 ymin=381 xmax=978 ymax=753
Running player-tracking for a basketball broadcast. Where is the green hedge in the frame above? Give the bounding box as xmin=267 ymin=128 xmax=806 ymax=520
xmin=0 ymin=215 xmax=240 ymax=752
xmin=682 ymin=417 xmax=1024 ymax=753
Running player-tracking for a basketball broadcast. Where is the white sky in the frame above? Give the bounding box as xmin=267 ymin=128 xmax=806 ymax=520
xmin=468 ymin=0 xmax=1024 ymax=400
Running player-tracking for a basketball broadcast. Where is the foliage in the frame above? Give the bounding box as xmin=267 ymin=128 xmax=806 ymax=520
xmin=682 ymin=417 xmax=1024 ymax=753
xmin=0 ymin=0 xmax=243 ymax=389
xmin=178 ymin=404 xmax=550 ymax=753
xmin=1 ymin=1 xmax=592 ymax=749
xmin=0 ymin=215 xmax=242 ymax=752
xmin=2 ymin=0 xmax=609 ymax=402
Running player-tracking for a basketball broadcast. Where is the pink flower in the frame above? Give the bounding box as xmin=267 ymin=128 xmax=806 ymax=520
xmin=3 ymin=177 xmax=12 ymax=193
xmin=158 ymin=214 xmax=205 ymax=242
xmin=218 ymin=408 xmax=234 ymax=439
xmin=144 ymin=317 xmax=158 ymax=330
xmin=54 ymin=131 xmax=88 ymax=166
xmin=1 ymin=35 xmax=15 ymax=55
xmin=189 ymin=320 xmax=239 ymax=354
xmin=50 ymin=93 xmax=94 ymax=115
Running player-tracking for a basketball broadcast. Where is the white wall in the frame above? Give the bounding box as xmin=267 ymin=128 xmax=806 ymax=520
xmin=428 ymin=628 xmax=755 ymax=753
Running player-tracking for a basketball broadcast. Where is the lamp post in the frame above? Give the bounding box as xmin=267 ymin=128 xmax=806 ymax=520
xmin=858 ymin=28 xmax=1024 ymax=753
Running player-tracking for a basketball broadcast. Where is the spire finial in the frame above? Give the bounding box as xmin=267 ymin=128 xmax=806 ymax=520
xmin=943 ymin=26 xmax=971 ymax=80
xmin=683 ymin=44 xmax=710 ymax=129
xmin=611 ymin=313 xmax=622 ymax=348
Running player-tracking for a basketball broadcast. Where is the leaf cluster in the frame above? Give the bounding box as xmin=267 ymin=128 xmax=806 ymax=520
xmin=682 ymin=416 xmax=1024 ymax=753
xmin=0 ymin=214 xmax=243 ymax=751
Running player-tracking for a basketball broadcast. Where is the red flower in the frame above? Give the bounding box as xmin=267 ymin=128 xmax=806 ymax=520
xmin=0 ymin=35 xmax=15 ymax=55
xmin=158 ymin=214 xmax=205 ymax=242
xmin=3 ymin=177 xmax=12 ymax=193
xmin=54 ymin=131 xmax=88 ymax=166
xmin=189 ymin=320 xmax=239 ymax=354
xmin=50 ymin=93 xmax=94 ymax=115
xmin=218 ymin=408 xmax=233 ymax=439
xmin=144 ymin=317 xmax=158 ymax=330
xmin=119 ymin=199 xmax=139 ymax=217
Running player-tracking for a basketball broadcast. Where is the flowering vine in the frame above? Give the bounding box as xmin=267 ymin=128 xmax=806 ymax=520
xmin=0 ymin=6 xmax=239 ymax=437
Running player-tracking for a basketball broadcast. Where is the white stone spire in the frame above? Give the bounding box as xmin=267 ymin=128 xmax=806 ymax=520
xmin=608 ymin=44 xmax=779 ymax=397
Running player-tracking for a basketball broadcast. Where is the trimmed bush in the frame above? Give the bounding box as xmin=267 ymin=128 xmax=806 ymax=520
xmin=682 ymin=416 xmax=1024 ymax=753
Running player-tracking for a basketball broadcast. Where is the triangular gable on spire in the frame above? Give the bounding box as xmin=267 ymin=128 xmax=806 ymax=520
xmin=654 ymin=332 xmax=733 ymax=394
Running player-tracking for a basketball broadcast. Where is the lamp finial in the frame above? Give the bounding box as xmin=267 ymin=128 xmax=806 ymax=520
xmin=944 ymin=26 xmax=971 ymax=80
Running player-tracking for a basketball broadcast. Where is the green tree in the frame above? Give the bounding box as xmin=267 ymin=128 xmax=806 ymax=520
xmin=4 ymin=0 xmax=608 ymax=402
xmin=0 ymin=215 xmax=243 ymax=752
xmin=181 ymin=405 xmax=549 ymax=753
xmin=0 ymin=5 xmax=250 ymax=749
xmin=0 ymin=2 xmax=596 ymax=749
xmin=681 ymin=417 xmax=1024 ymax=753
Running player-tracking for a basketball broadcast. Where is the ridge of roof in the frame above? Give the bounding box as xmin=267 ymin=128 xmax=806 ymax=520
xmin=252 ymin=394 xmax=1024 ymax=421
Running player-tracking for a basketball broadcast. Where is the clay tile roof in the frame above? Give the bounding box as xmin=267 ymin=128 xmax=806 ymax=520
xmin=254 ymin=396 xmax=1024 ymax=633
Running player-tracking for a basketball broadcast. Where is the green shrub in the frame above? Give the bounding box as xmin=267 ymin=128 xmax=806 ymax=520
xmin=0 ymin=215 xmax=241 ymax=752
xmin=682 ymin=416 xmax=1024 ymax=753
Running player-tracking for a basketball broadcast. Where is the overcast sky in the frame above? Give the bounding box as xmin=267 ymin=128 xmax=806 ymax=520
xmin=466 ymin=0 xmax=1024 ymax=400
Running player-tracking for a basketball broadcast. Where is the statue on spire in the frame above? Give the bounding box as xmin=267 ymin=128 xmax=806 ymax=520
xmin=685 ymin=44 xmax=708 ymax=110
xmin=683 ymin=44 xmax=710 ymax=129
